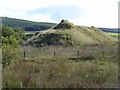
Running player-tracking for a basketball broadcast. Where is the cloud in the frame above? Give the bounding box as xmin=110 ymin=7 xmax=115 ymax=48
xmin=28 ymin=5 xmax=87 ymax=21
xmin=0 ymin=0 xmax=118 ymax=28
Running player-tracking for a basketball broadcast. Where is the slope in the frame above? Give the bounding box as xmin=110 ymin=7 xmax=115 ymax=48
xmin=1 ymin=17 xmax=56 ymax=31
xmin=28 ymin=20 xmax=117 ymax=47
xmin=1 ymin=17 xmax=118 ymax=33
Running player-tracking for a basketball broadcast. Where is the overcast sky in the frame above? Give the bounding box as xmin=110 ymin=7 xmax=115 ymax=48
xmin=0 ymin=0 xmax=119 ymax=28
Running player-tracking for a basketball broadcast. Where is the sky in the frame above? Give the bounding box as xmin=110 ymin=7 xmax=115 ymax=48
xmin=0 ymin=0 xmax=119 ymax=28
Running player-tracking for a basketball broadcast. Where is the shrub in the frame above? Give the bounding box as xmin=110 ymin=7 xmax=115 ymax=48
xmin=2 ymin=25 xmax=24 ymax=67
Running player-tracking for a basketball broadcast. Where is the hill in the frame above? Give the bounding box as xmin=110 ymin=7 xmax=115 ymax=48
xmin=1 ymin=17 xmax=118 ymax=33
xmin=1 ymin=17 xmax=56 ymax=31
xmin=99 ymin=28 xmax=119 ymax=33
xmin=28 ymin=20 xmax=117 ymax=47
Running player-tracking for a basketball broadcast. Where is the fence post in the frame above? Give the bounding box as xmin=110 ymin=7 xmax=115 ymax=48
xmin=77 ymin=51 xmax=80 ymax=59
xmin=54 ymin=52 xmax=56 ymax=58
xmin=24 ymin=51 xmax=26 ymax=58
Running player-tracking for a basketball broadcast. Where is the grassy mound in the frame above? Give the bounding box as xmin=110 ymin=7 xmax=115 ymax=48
xmin=28 ymin=20 xmax=117 ymax=47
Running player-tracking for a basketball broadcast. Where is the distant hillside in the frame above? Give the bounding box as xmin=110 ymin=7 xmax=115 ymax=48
xmin=1 ymin=17 xmax=56 ymax=31
xmin=99 ymin=28 xmax=119 ymax=33
xmin=1 ymin=17 xmax=118 ymax=33
xmin=28 ymin=20 xmax=117 ymax=47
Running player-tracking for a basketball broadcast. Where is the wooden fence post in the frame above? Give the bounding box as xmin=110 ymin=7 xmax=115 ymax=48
xmin=54 ymin=52 xmax=56 ymax=58
xmin=24 ymin=51 xmax=26 ymax=58
xmin=77 ymin=51 xmax=80 ymax=59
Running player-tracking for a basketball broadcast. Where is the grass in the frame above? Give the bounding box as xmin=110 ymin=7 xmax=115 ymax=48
xmin=106 ymin=32 xmax=118 ymax=36
xmin=53 ymin=20 xmax=75 ymax=30
xmin=17 ymin=45 xmax=118 ymax=61
xmin=25 ymin=31 xmax=39 ymax=35
xmin=0 ymin=48 xmax=1 ymax=63
xmin=2 ymin=20 xmax=119 ymax=88
xmin=29 ymin=28 xmax=117 ymax=47
xmin=3 ymin=57 xmax=118 ymax=88
xmin=106 ymin=32 xmax=119 ymax=39
xmin=3 ymin=45 xmax=118 ymax=88
xmin=27 ymin=21 xmax=118 ymax=47
xmin=25 ymin=32 xmax=35 ymax=35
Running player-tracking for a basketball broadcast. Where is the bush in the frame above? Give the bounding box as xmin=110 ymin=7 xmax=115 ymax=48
xmin=2 ymin=43 xmax=18 ymax=68
xmin=2 ymin=25 xmax=24 ymax=67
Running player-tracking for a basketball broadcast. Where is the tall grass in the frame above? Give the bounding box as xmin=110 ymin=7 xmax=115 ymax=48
xmin=3 ymin=57 xmax=118 ymax=88
xmin=2 ymin=45 xmax=118 ymax=88
xmin=18 ymin=45 xmax=118 ymax=62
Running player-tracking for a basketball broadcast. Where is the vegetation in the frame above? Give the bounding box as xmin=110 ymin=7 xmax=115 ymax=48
xmin=106 ymin=32 xmax=119 ymax=39
xmin=2 ymin=20 xmax=119 ymax=88
xmin=3 ymin=45 xmax=118 ymax=88
xmin=2 ymin=17 xmax=118 ymax=33
xmin=1 ymin=17 xmax=56 ymax=31
xmin=2 ymin=25 xmax=24 ymax=67
xmin=53 ymin=19 xmax=75 ymax=29
xmin=28 ymin=20 xmax=117 ymax=47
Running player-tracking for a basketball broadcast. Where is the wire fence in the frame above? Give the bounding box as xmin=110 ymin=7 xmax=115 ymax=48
xmin=17 ymin=45 xmax=118 ymax=61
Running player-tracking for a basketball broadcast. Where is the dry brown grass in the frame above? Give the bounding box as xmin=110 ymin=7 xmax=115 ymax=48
xmin=3 ymin=56 xmax=118 ymax=88
xmin=2 ymin=45 xmax=118 ymax=88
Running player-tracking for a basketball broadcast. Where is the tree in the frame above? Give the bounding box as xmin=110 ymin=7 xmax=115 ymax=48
xmin=2 ymin=25 xmax=24 ymax=67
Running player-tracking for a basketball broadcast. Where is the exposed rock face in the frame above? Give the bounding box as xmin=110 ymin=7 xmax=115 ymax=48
xmin=53 ymin=19 xmax=75 ymax=30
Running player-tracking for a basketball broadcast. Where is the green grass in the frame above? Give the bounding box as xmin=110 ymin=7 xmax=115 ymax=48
xmin=106 ymin=32 xmax=118 ymax=36
xmin=28 ymin=26 xmax=117 ymax=47
xmin=26 ymin=20 xmax=117 ymax=47
xmin=106 ymin=32 xmax=119 ymax=39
